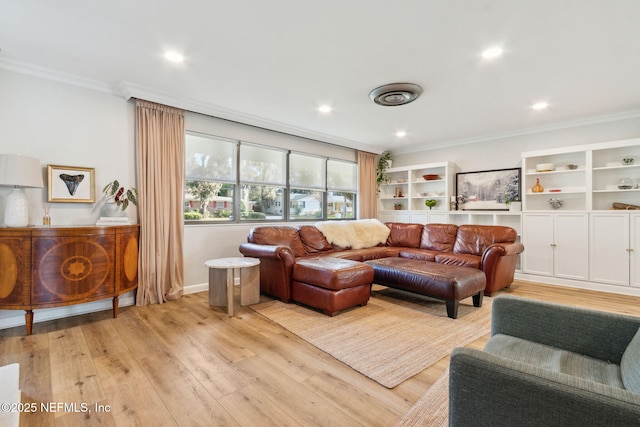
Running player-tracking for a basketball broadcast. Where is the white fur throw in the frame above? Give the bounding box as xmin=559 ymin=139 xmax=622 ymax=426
xmin=315 ymin=219 xmax=390 ymax=249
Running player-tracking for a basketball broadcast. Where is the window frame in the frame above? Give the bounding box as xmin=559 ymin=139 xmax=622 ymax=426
xmin=184 ymin=133 xmax=358 ymax=224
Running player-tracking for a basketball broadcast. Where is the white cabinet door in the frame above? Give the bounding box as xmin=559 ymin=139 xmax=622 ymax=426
xmin=523 ymin=213 xmax=588 ymax=279
xmin=631 ymin=214 xmax=640 ymax=288
xmin=554 ymin=213 xmax=588 ymax=280
xmin=590 ymin=213 xmax=630 ymax=286
xmin=522 ymin=213 xmax=554 ymax=276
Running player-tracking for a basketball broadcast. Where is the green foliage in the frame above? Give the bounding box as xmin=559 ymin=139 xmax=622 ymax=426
xmin=184 ymin=211 xmax=203 ymax=220
xmin=425 ymin=199 xmax=437 ymax=210
xmin=241 ymin=211 xmax=266 ymax=220
xmin=214 ymin=209 xmax=232 ymax=218
xmin=186 ymin=181 xmax=223 ymax=216
xmin=103 ymin=180 xmax=138 ymax=210
xmin=376 ymin=151 xmax=392 ymax=191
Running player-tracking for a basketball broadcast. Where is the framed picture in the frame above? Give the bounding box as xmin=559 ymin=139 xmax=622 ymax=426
xmin=47 ymin=164 xmax=95 ymax=203
xmin=456 ymin=167 xmax=521 ymax=211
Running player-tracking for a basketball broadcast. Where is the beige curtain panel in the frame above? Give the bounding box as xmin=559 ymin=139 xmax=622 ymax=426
xmin=135 ymin=99 xmax=185 ymax=305
xmin=358 ymin=151 xmax=377 ymax=219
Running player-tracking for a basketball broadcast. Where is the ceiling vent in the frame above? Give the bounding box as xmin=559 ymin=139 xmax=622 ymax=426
xmin=369 ymin=83 xmax=423 ymax=106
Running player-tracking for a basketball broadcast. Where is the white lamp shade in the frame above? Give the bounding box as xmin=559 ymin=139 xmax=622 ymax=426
xmin=0 ymin=154 xmax=44 ymax=188
xmin=0 ymin=154 xmax=43 ymax=227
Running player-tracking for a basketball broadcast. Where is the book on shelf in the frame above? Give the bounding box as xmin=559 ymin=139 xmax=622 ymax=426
xmin=96 ymin=216 xmax=133 ymax=226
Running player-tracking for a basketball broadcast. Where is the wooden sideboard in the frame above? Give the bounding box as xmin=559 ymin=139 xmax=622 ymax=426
xmin=0 ymin=225 xmax=139 ymax=335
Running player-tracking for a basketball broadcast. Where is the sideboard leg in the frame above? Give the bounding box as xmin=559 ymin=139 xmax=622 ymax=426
xmin=25 ymin=310 xmax=34 ymax=335
xmin=112 ymin=296 xmax=119 ymax=318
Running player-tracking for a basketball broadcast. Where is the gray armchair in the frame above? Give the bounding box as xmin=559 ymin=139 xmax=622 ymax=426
xmin=449 ymin=295 xmax=640 ymax=426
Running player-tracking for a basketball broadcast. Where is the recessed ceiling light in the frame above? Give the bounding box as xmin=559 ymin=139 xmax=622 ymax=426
xmin=164 ymin=51 xmax=185 ymax=63
xmin=481 ymin=47 xmax=504 ymax=59
xmin=318 ymin=105 xmax=332 ymax=113
xmin=395 ymin=131 xmax=407 ymax=138
xmin=531 ymin=102 xmax=550 ymax=111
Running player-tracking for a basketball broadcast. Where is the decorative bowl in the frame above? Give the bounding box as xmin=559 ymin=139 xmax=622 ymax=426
xmin=423 ymin=174 xmax=439 ymax=180
xmin=548 ymin=198 xmax=563 ymax=209
xmin=618 ymin=177 xmax=633 ymax=189
xmin=566 ymin=164 xmax=578 ymax=170
xmin=536 ymin=163 xmax=555 ymax=172
xmin=621 ymin=156 xmax=637 ymax=166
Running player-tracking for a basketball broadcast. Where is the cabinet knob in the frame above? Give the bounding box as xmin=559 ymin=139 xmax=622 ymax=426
xmin=550 ymin=243 xmax=557 ymax=247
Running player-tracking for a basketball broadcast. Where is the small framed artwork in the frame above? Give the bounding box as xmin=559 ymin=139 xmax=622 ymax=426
xmin=456 ymin=167 xmax=521 ymax=211
xmin=47 ymin=164 xmax=96 ymax=203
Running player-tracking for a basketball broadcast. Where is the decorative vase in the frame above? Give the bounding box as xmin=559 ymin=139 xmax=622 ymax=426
xmin=532 ymin=178 xmax=544 ymax=193
xmin=100 ymin=202 xmax=127 ymax=217
xmin=509 ymin=201 xmax=522 ymax=212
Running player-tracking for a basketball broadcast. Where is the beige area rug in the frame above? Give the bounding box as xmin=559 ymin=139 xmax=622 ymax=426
xmin=251 ymin=287 xmax=491 ymax=388
xmin=395 ymin=368 xmax=449 ymax=427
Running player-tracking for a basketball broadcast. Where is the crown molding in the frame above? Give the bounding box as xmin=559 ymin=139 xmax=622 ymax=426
xmin=119 ymin=81 xmax=384 ymax=154
xmin=392 ymin=109 xmax=640 ymax=155
xmin=0 ymin=58 xmax=115 ymax=94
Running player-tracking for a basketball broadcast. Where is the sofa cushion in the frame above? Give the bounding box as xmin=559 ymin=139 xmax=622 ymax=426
xmin=398 ymin=248 xmax=437 ymax=262
xmin=421 ymin=223 xmax=458 ymax=252
xmin=249 ymin=226 xmax=306 ymax=257
xmin=435 ymin=252 xmax=481 ymax=268
xmin=454 ymin=224 xmax=517 ymax=256
xmin=385 ymin=222 xmax=423 ymax=248
xmin=298 ymin=225 xmax=335 ymax=255
xmin=621 ymin=328 xmax=640 ymax=393
xmin=322 ymin=246 xmax=395 ymax=261
xmin=293 ymin=257 xmax=374 ymax=290
xmin=484 ymin=334 xmax=625 ymax=389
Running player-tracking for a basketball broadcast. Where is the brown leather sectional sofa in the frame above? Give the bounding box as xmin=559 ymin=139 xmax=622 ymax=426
xmin=239 ymin=222 xmax=525 ymax=309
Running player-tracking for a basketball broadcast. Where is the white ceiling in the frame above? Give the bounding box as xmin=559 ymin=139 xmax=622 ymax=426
xmin=2 ymin=0 xmax=640 ymax=154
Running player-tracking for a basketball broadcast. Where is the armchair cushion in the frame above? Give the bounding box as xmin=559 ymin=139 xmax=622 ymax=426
xmin=621 ymin=328 xmax=640 ymax=393
xmin=484 ymin=334 xmax=624 ymax=388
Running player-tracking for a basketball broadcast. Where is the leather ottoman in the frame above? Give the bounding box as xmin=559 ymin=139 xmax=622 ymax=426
xmin=365 ymin=257 xmax=486 ymax=319
xmin=291 ymin=257 xmax=374 ymax=316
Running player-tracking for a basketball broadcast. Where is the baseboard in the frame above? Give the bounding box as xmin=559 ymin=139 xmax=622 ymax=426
xmin=0 ymin=284 xmax=211 ymax=331
xmin=514 ymin=272 xmax=640 ymax=297
xmin=0 ymin=293 xmax=136 ymax=331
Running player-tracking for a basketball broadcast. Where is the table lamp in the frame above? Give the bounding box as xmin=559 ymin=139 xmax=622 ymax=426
xmin=0 ymin=154 xmax=44 ymax=227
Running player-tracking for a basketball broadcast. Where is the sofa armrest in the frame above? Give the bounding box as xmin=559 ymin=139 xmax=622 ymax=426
xmin=480 ymin=242 xmax=524 ymax=294
xmin=239 ymin=243 xmax=296 ymax=302
xmin=491 ymin=295 xmax=640 ymax=363
xmin=450 ymin=347 xmax=640 ymax=427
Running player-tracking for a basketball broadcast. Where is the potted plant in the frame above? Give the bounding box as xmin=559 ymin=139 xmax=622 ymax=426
xmin=393 ymin=203 xmax=403 ymax=210
xmin=504 ymin=196 xmax=521 ymax=211
xmin=425 ymin=199 xmax=437 ymax=210
xmin=376 ymin=151 xmax=392 ymax=192
xmin=103 ymin=180 xmax=138 ymax=212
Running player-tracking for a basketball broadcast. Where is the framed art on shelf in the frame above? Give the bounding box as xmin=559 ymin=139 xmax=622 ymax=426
xmin=47 ymin=164 xmax=96 ymax=203
xmin=456 ymin=167 xmax=521 ymax=211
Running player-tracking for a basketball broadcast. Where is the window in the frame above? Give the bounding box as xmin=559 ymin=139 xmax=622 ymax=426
xmin=289 ymin=153 xmax=325 ymax=220
xmin=327 ymin=159 xmax=356 ymax=219
xmin=184 ymin=133 xmax=236 ymax=222
xmin=240 ymin=144 xmax=286 ymax=221
xmin=184 ymin=132 xmax=358 ymax=223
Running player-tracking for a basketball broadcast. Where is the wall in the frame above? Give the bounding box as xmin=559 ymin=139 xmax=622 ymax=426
xmin=0 ymin=69 xmax=137 ymax=226
xmin=391 ymin=117 xmax=640 ymax=171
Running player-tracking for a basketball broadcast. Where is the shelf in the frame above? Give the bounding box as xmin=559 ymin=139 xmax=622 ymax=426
xmin=525 ymin=168 xmax=584 ymax=176
xmin=593 ymin=188 xmax=640 ymax=193
xmin=526 ymin=188 xmax=586 ymax=195
xmin=593 ymin=164 xmax=640 ymax=171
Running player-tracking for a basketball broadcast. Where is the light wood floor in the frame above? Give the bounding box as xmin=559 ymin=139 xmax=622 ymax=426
xmin=1 ymin=280 xmax=640 ymax=426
